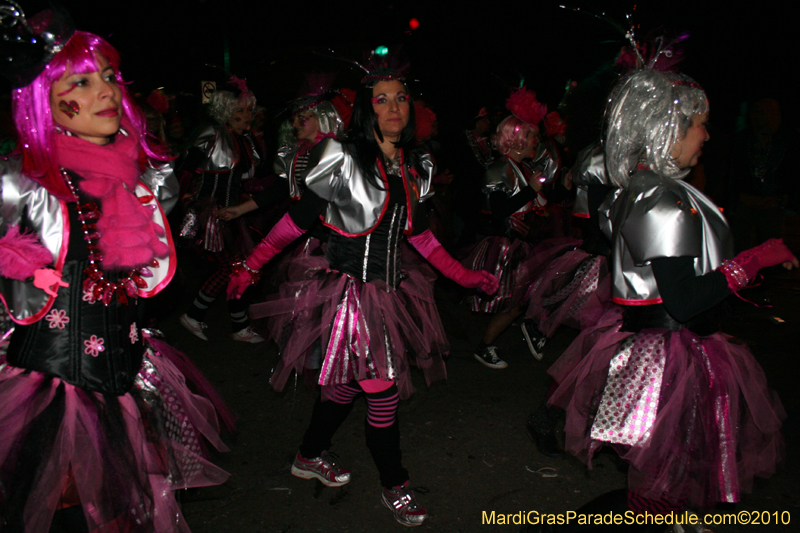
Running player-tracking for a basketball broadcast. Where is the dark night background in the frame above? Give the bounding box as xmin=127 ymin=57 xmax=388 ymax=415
xmin=13 ymin=0 xmax=799 ymax=142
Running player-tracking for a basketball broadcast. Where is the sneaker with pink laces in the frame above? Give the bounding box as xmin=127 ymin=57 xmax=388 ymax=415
xmin=290 ymin=451 xmax=351 ymax=487
xmin=382 ymin=481 xmax=427 ymax=527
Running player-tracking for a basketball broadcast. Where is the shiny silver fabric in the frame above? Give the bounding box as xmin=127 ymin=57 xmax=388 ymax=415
xmin=482 ymin=157 xmax=543 ymax=214
xmin=601 ymin=170 xmax=733 ymax=304
xmin=304 ymin=138 xmax=434 ymax=236
xmin=571 ymin=141 xmax=611 ymax=218
xmin=529 ymin=139 xmax=560 ymax=184
xmin=140 ymin=161 xmax=179 ymax=216
xmin=274 ymin=144 xmax=303 ymax=200
xmin=0 ymin=157 xmax=65 ymax=323
xmin=0 ymin=157 xmax=176 ymax=323
xmin=192 ymin=124 xmax=260 ymax=176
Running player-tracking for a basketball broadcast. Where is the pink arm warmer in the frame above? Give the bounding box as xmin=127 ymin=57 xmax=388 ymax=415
xmin=718 ymin=238 xmax=796 ymax=292
xmin=227 ymin=213 xmax=305 ymax=299
xmin=408 ymin=230 xmax=498 ymax=294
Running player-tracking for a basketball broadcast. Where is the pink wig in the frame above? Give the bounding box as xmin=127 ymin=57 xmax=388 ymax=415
xmin=494 ymin=116 xmax=537 ymax=155
xmin=11 ymin=31 xmax=169 ymax=199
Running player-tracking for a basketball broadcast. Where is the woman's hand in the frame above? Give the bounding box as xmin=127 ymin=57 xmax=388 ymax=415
xmin=529 ymin=171 xmax=544 ymax=193
xmin=218 ymin=206 xmax=243 ymax=221
xmin=218 ymin=198 xmax=259 ymax=222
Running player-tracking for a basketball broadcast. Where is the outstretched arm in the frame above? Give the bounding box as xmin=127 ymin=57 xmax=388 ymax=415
xmin=408 ymin=229 xmax=498 ymax=294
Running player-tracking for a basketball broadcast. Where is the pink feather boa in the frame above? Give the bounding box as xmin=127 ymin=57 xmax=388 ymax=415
xmin=55 ymin=120 xmax=169 ymax=270
xmin=0 ymin=226 xmax=53 ymax=280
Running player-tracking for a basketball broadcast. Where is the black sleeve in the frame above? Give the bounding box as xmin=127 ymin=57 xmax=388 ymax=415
xmin=287 ymin=189 xmax=328 ymax=230
xmin=650 ymin=256 xmax=731 ymax=323
xmin=410 ymin=201 xmax=431 ymax=236
xmin=488 ymin=186 xmax=537 ymax=221
xmin=177 ymin=146 xmax=205 ymax=174
xmin=252 ymin=179 xmax=290 ymax=208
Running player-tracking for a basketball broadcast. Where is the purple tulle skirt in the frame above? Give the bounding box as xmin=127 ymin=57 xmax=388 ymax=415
xmin=250 ymin=248 xmax=448 ymax=401
xmin=464 ymin=236 xmax=580 ymax=313
xmin=548 ymin=313 xmax=785 ymax=509
xmin=525 ymin=251 xmax=611 ymax=337
xmin=0 ymin=347 xmax=230 ymax=532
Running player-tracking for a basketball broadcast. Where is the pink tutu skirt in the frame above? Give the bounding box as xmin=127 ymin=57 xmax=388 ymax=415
xmin=250 ymin=251 xmax=448 ymax=401
xmin=548 ymin=319 xmax=784 ymax=509
xmin=525 ymin=251 xmax=611 ymax=337
xmin=464 ymin=236 xmax=580 ymax=314
xmin=0 ymin=346 xmax=230 ymax=533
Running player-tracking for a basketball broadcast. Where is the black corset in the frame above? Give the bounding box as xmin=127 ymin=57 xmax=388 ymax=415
xmin=325 ymin=174 xmax=408 ymax=288
xmin=7 ymin=259 xmax=144 ymax=395
xmin=622 ymin=304 xmax=719 ymax=337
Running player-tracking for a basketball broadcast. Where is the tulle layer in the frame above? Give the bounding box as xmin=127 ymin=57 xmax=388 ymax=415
xmin=464 ymin=236 xmax=580 ymax=313
xmin=0 ymin=348 xmax=230 ymax=533
xmin=250 ymin=251 xmax=447 ymax=400
xmin=548 ymin=319 xmax=785 ymax=509
xmin=525 ymin=251 xmax=611 ymax=337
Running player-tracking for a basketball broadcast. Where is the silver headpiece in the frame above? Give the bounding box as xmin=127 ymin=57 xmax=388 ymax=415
xmin=604 ymin=69 xmax=708 ymax=188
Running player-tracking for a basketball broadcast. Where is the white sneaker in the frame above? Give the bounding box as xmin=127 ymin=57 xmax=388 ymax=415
xmin=180 ymin=314 xmax=208 ymax=341
xmin=232 ymin=326 xmax=265 ymax=343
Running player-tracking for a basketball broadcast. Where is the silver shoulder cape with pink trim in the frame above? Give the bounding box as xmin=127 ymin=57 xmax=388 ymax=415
xmin=0 ymin=156 xmax=178 ymax=323
xmin=600 ymin=169 xmax=733 ymax=304
xmin=303 ymin=138 xmax=434 ymax=236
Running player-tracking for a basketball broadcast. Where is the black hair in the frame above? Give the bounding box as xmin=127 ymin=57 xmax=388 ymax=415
xmin=345 ymin=82 xmax=418 ymax=189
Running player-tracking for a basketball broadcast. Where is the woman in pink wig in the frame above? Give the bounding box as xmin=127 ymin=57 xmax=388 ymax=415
xmin=0 ymin=4 xmax=228 ymax=531
xmin=465 ymin=109 xmax=580 ymax=369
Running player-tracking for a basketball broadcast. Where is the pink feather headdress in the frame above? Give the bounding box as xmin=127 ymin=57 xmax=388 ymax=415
xmin=506 ymin=86 xmax=547 ymax=126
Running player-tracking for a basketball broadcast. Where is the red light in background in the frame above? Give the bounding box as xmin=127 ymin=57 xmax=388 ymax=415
xmin=409 ymin=18 xmax=420 ymax=30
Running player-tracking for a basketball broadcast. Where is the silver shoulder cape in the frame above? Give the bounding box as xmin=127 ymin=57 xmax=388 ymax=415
xmin=0 ymin=157 xmax=176 ymax=324
xmin=602 ymin=169 xmax=733 ymax=304
xmin=304 ymin=138 xmax=434 ymax=236
xmin=192 ymin=124 xmax=260 ymax=176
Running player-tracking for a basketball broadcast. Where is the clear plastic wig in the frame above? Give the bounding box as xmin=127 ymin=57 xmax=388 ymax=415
xmin=494 ymin=115 xmax=536 ymax=156
xmin=208 ymin=90 xmax=257 ymax=126
xmin=604 ymin=69 xmax=708 ymax=188
xmin=11 ymin=31 xmax=166 ymax=199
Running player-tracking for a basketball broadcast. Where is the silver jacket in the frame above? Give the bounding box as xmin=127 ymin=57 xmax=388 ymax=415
xmin=529 ymin=139 xmax=560 ymax=185
xmin=572 ymin=141 xmax=611 ymax=218
xmin=601 ymin=169 xmax=733 ymax=305
xmin=191 ymin=123 xmax=260 ymax=176
xmin=274 ymin=144 xmax=303 ymax=199
xmin=483 ymin=157 xmax=546 ymax=215
xmin=303 ymin=138 xmax=434 ymax=236
xmin=0 ymin=156 xmax=178 ymax=324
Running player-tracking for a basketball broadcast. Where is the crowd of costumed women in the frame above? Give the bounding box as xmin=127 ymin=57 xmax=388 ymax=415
xmin=2 ymin=2 xmax=797 ymax=531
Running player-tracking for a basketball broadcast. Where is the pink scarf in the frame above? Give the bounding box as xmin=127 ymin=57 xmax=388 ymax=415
xmin=55 ymin=120 xmax=169 ymax=269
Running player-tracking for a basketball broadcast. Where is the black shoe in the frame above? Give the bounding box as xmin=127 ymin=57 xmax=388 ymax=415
xmin=521 ymin=319 xmax=547 ymax=360
xmin=474 ymin=345 xmax=508 ymax=369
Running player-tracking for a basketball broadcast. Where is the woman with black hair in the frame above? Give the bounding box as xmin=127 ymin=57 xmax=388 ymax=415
xmin=228 ymin=67 xmax=497 ymax=527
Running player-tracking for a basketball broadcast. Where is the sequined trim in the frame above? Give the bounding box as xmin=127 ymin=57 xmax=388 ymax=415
xmin=590 ymin=332 xmax=666 ymax=446
xmin=362 ymin=233 xmax=371 ymax=282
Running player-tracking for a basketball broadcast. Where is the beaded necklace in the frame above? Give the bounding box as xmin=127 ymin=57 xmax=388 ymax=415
xmin=61 ymin=170 xmax=156 ymax=306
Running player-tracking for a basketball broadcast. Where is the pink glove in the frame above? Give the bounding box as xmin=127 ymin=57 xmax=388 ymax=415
xmin=33 ymin=268 xmax=69 ymax=298
xmin=226 ymin=213 xmax=305 ymax=299
xmin=718 ymin=238 xmax=797 ymax=291
xmin=408 ymin=230 xmax=499 ymax=294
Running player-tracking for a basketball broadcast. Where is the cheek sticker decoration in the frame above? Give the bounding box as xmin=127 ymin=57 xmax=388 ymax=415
xmin=59 ymin=100 xmax=80 ymax=118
